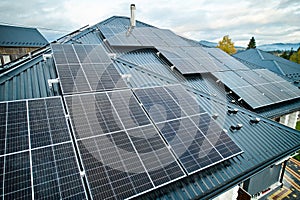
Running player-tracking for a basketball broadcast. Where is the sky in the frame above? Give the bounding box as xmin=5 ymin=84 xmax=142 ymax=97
xmin=0 ymin=0 xmax=299 ymax=47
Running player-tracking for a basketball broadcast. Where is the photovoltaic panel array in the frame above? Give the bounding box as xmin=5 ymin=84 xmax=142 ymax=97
xmin=65 ymin=90 xmax=185 ymax=199
xmin=134 ymin=84 xmax=242 ymax=174
xmin=212 ymin=69 xmax=300 ymax=109
xmin=51 ymin=44 xmax=127 ymax=94
xmin=157 ymin=46 xmax=224 ymax=74
xmin=205 ymin=48 xmax=249 ymax=70
xmin=0 ymin=97 xmax=87 ymax=199
xmin=100 ymin=26 xmax=192 ymax=47
xmin=99 ymin=26 xmax=248 ymax=75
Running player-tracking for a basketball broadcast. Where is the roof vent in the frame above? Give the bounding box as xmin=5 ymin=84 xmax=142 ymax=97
xmin=250 ymin=117 xmax=260 ymax=124
xmin=43 ymin=53 xmax=52 ymax=61
xmin=48 ymin=78 xmax=59 ymax=89
xmin=230 ymin=124 xmax=243 ymax=131
xmin=130 ymin=4 xmax=136 ymax=27
xmin=228 ymin=108 xmax=238 ymax=115
xmin=121 ymin=74 xmax=132 ymax=82
xmin=212 ymin=113 xmax=219 ymax=120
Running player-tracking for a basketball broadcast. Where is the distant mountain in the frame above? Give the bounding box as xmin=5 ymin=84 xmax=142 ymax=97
xmin=199 ymin=40 xmax=218 ymax=47
xmin=257 ymin=43 xmax=300 ymax=51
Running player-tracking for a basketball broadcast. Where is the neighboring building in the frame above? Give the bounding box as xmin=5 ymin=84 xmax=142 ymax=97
xmin=0 ymin=11 xmax=299 ymax=200
xmin=233 ymin=49 xmax=300 ymax=129
xmin=233 ymin=48 xmax=300 ymax=84
xmin=0 ymin=24 xmax=48 ymax=66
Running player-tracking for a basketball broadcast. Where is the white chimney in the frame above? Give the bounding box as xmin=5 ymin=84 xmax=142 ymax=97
xmin=130 ymin=4 xmax=136 ymax=27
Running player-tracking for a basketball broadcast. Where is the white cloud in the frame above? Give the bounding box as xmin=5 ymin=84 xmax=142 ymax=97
xmin=0 ymin=0 xmax=299 ymax=46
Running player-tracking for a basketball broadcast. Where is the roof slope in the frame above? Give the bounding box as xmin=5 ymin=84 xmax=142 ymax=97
xmin=0 ymin=24 xmax=48 ymax=47
xmin=0 ymin=16 xmax=299 ymax=200
xmin=233 ymin=49 xmax=300 ymax=81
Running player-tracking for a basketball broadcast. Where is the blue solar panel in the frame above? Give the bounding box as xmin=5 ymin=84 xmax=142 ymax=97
xmin=51 ymin=44 xmax=128 ymax=94
xmin=0 ymin=97 xmax=87 ymax=199
xmin=66 ymin=89 xmax=186 ymax=199
xmin=213 ymin=69 xmax=300 ymax=109
xmin=133 ymin=85 xmax=243 ymax=174
xmin=77 ymin=131 xmax=153 ymax=199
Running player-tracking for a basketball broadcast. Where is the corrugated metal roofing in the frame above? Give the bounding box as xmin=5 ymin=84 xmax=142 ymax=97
xmin=0 ymin=16 xmax=299 ymax=200
xmin=137 ymin=93 xmax=300 ymax=199
xmin=0 ymin=24 xmax=48 ymax=47
xmin=0 ymin=53 xmax=59 ymax=101
xmin=233 ymin=49 xmax=300 ymax=80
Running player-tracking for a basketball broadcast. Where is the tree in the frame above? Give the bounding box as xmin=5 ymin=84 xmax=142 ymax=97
xmin=280 ymin=51 xmax=289 ymax=59
xmin=289 ymin=47 xmax=300 ymax=64
xmin=247 ymin=37 xmax=256 ymax=49
xmin=217 ymin=35 xmax=237 ymax=55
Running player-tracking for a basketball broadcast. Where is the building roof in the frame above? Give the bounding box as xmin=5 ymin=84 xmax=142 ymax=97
xmin=233 ymin=48 xmax=300 ymax=82
xmin=0 ymin=16 xmax=299 ymax=200
xmin=0 ymin=24 xmax=48 ymax=47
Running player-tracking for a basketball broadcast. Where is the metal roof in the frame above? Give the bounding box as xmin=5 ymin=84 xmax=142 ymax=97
xmin=233 ymin=49 xmax=300 ymax=81
xmin=0 ymin=16 xmax=299 ymax=200
xmin=0 ymin=47 xmax=59 ymax=101
xmin=0 ymin=24 xmax=48 ymax=47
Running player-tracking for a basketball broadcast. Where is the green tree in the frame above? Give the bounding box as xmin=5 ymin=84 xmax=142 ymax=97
xmin=247 ymin=37 xmax=256 ymax=49
xmin=280 ymin=51 xmax=289 ymax=59
xmin=289 ymin=47 xmax=300 ymax=64
xmin=217 ymin=35 xmax=237 ymax=55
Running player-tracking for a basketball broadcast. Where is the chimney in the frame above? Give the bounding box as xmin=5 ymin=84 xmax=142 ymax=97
xmin=130 ymin=4 xmax=136 ymax=27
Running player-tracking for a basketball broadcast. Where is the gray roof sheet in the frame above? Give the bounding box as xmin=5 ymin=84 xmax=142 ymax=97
xmin=233 ymin=49 xmax=300 ymax=79
xmin=0 ymin=16 xmax=299 ymax=200
xmin=0 ymin=24 xmax=48 ymax=47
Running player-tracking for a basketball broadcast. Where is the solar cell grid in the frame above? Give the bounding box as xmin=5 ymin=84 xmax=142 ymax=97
xmin=133 ymin=85 xmax=242 ymax=175
xmin=77 ymin=131 xmax=154 ymax=199
xmin=6 ymin=101 xmax=28 ymax=154
xmin=3 ymin=152 xmax=32 ymax=199
xmin=108 ymin=90 xmax=151 ymax=129
xmin=31 ymin=143 xmax=86 ymax=199
xmin=128 ymin=125 xmax=185 ymax=186
xmin=51 ymin=44 xmax=128 ymax=94
xmin=0 ymin=97 xmax=87 ymax=199
xmin=134 ymin=87 xmax=186 ymax=123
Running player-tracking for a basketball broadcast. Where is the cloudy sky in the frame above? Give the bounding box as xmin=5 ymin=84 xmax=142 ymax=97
xmin=0 ymin=0 xmax=299 ymax=46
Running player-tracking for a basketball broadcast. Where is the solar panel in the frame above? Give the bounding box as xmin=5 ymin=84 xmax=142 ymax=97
xmin=103 ymin=26 xmax=193 ymax=48
xmin=77 ymin=131 xmax=153 ymax=199
xmin=213 ymin=71 xmax=249 ymax=89
xmin=205 ymin=48 xmax=248 ymax=70
xmin=3 ymin=151 xmax=32 ymax=199
xmin=134 ymin=86 xmax=186 ymax=123
xmin=6 ymin=101 xmax=28 ymax=153
xmin=157 ymin=46 xmax=231 ymax=74
xmin=184 ymin=47 xmax=221 ymax=72
xmin=32 ymin=143 xmax=86 ymax=199
xmin=51 ymin=44 xmax=128 ymax=94
xmin=0 ymin=97 xmax=87 ymax=199
xmin=212 ymin=69 xmax=300 ymax=109
xmin=66 ymin=90 xmax=186 ymax=199
xmin=133 ymin=85 xmax=243 ymax=174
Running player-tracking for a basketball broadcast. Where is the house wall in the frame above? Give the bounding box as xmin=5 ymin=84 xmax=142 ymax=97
xmin=243 ymin=164 xmax=282 ymax=196
xmin=279 ymin=111 xmax=299 ymax=129
xmin=0 ymin=46 xmax=39 ymax=65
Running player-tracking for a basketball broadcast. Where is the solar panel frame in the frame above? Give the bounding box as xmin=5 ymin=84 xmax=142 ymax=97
xmin=51 ymin=44 xmax=128 ymax=94
xmin=133 ymin=85 xmax=243 ymax=175
xmin=212 ymin=69 xmax=300 ymax=109
xmin=0 ymin=97 xmax=87 ymax=200
xmin=67 ymin=89 xmax=186 ymax=199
